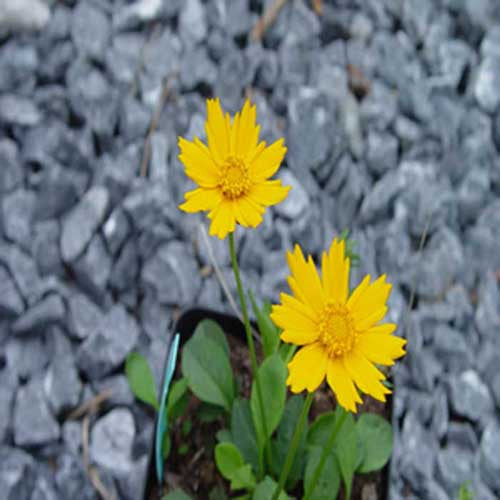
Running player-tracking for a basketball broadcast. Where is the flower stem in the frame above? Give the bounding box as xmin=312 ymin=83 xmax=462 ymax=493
xmin=303 ymin=407 xmax=349 ymax=500
xmin=228 ymin=233 xmax=271 ymax=477
xmin=271 ymin=392 xmax=314 ymax=500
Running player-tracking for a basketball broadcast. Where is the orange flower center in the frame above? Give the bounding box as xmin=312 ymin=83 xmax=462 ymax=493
xmin=219 ymin=156 xmax=251 ymax=200
xmin=318 ymin=302 xmax=357 ymax=358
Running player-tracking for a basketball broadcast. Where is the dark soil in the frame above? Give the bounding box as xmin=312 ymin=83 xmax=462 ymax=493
xmin=153 ymin=334 xmax=391 ymax=500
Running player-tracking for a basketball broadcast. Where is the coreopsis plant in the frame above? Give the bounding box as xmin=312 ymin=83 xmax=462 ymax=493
xmin=126 ymin=98 xmax=407 ymax=500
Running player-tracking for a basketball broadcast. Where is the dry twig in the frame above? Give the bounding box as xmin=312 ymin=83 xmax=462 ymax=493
xmin=312 ymin=0 xmax=323 ymax=15
xmin=251 ymin=0 xmax=288 ymax=42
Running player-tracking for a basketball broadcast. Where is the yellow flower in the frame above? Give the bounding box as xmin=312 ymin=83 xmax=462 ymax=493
xmin=178 ymin=98 xmax=290 ymax=239
xmin=271 ymin=238 xmax=407 ymax=413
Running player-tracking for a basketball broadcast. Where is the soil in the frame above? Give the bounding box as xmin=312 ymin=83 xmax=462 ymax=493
xmin=152 ymin=334 xmax=391 ymax=500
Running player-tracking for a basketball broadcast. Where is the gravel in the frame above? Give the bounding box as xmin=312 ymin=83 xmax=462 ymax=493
xmin=1 ymin=0 xmax=499 ymax=497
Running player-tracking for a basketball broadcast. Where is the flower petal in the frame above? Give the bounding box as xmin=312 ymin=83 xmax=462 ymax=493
xmin=233 ymin=197 xmax=263 ymax=228
xmin=249 ymin=180 xmax=290 ymax=207
xmin=236 ymin=100 xmax=260 ymax=158
xmin=249 ymin=138 xmax=287 ymax=181
xmin=287 ymin=342 xmax=328 ymax=393
xmin=286 ymin=245 xmax=325 ymax=315
xmin=208 ymin=200 xmax=236 ymax=239
xmin=356 ymin=331 xmax=406 ymax=366
xmin=178 ymin=137 xmax=220 ymax=187
xmin=343 ymin=351 xmax=391 ymax=403
xmin=179 ymin=188 xmax=221 ymax=213
xmin=271 ymin=304 xmax=317 ymax=332
xmin=326 ymin=359 xmax=362 ymax=413
xmin=205 ymin=98 xmax=230 ymax=163
xmin=279 ymin=293 xmax=317 ymax=322
xmin=348 ymin=274 xmax=392 ymax=330
xmin=322 ymin=238 xmax=350 ymax=304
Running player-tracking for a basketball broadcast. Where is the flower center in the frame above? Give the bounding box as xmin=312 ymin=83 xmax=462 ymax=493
xmin=318 ymin=302 xmax=357 ymax=358
xmin=219 ymin=156 xmax=251 ymax=200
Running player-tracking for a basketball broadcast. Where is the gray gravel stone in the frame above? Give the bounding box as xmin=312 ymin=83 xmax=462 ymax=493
xmin=447 ymin=422 xmax=479 ymax=452
xmin=31 ymin=468 xmax=59 ymax=500
xmin=475 ymin=56 xmax=500 ymax=112
xmin=0 ymin=94 xmax=41 ymax=126
xmin=480 ymin=420 xmax=500 ymax=492
xmin=62 ymin=421 xmax=82 ymax=456
xmin=71 ymin=3 xmax=110 ymax=61
xmin=0 ymin=265 xmax=24 ymax=316
xmin=432 ymin=324 xmax=471 ymax=373
xmin=76 ymin=304 xmax=139 ymax=380
xmin=2 ymin=189 xmax=35 ymax=250
xmin=437 ymin=445 xmax=476 ymax=496
xmin=61 ymin=186 xmax=110 ymax=263
xmin=44 ymin=333 xmax=82 ymax=415
xmin=475 ymin=271 xmax=500 ymax=339
xmin=90 ymin=408 xmax=135 ymax=475
xmin=103 ymin=208 xmax=131 ymax=257
xmin=32 ymin=220 xmax=63 ymax=277
xmin=93 ymin=375 xmax=134 ymax=407
xmin=14 ymin=379 xmax=60 ymax=447
xmin=109 ymin=239 xmax=138 ymax=292
xmin=0 ymin=139 xmax=23 ymax=193
xmin=179 ymin=0 xmax=207 ymax=46
xmin=0 ymin=446 xmax=36 ymax=500
xmin=72 ymin=235 xmax=112 ymax=301
xmin=139 ymin=292 xmax=171 ymax=341
xmin=365 ymin=130 xmax=399 ymax=175
xmin=142 ymin=240 xmax=201 ymax=306
xmin=0 ymin=369 xmax=16 ymax=442
xmin=68 ymin=293 xmax=104 ymax=340
xmin=274 ymin=170 xmax=309 ymax=219
xmin=449 ymin=370 xmax=494 ymax=423
xmin=12 ymin=294 xmax=65 ymax=335
xmin=55 ymin=453 xmax=97 ymax=500
xmin=5 ymin=336 xmax=49 ymax=380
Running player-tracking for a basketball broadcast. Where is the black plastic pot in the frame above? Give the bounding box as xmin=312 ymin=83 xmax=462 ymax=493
xmin=142 ymin=308 xmax=251 ymax=500
xmin=141 ymin=307 xmax=392 ymax=500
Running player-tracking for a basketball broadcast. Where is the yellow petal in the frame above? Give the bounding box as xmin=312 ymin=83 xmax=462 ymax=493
xmin=205 ymin=98 xmax=230 ymax=163
xmin=286 ymin=245 xmax=325 ymax=315
xmin=286 ymin=342 xmax=328 ymax=393
xmin=326 ymin=359 xmax=362 ymax=413
xmin=178 ymin=137 xmax=220 ymax=187
xmin=322 ymin=238 xmax=350 ymax=304
xmin=236 ymin=100 xmax=259 ymax=158
xmin=279 ymin=293 xmax=317 ymax=322
xmin=233 ymin=197 xmax=263 ymax=228
xmin=249 ymin=180 xmax=290 ymax=207
xmin=343 ymin=351 xmax=391 ymax=402
xmin=357 ymin=331 xmax=406 ymax=366
xmin=179 ymin=188 xmax=221 ymax=213
xmin=365 ymin=323 xmax=397 ymax=335
xmin=348 ymin=274 xmax=392 ymax=330
xmin=208 ymin=200 xmax=236 ymax=239
xmin=355 ymin=306 xmax=388 ymax=331
xmin=249 ymin=138 xmax=287 ymax=181
xmin=271 ymin=306 xmax=318 ymax=334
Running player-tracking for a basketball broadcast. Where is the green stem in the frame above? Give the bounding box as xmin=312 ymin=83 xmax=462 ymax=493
xmin=228 ymin=233 xmax=271 ymax=477
xmin=271 ymin=392 xmax=314 ymax=500
xmin=303 ymin=408 xmax=349 ymax=500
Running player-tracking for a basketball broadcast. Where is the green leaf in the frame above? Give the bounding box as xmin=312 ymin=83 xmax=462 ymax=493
xmin=231 ymin=465 xmax=256 ymax=490
xmin=333 ymin=412 xmax=357 ymax=499
xmin=458 ymin=481 xmax=474 ymax=500
xmin=182 ymin=419 xmax=192 ymax=436
xmin=179 ymin=443 xmax=189 ymax=455
xmin=167 ymin=378 xmax=189 ymax=420
xmin=163 ymin=490 xmax=192 ymax=500
xmin=278 ymin=343 xmax=296 ymax=364
xmin=215 ymin=443 xmax=255 ymax=491
xmin=355 ymin=413 xmax=393 ymax=473
xmin=252 ymin=476 xmax=290 ymax=500
xmin=271 ymin=395 xmax=308 ymax=489
xmin=125 ymin=352 xmax=159 ymax=410
xmin=162 ymin=432 xmax=171 ymax=460
xmin=231 ymin=399 xmax=259 ymax=473
xmin=181 ymin=320 xmax=235 ymax=411
xmin=249 ymin=291 xmax=280 ymax=358
xmin=304 ymin=446 xmax=340 ymax=500
xmin=250 ymin=354 xmax=287 ymax=444
xmin=307 ymin=409 xmax=357 ymax=499
xmin=198 ymin=403 xmax=226 ymax=423
xmin=216 ymin=429 xmax=233 ymax=443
